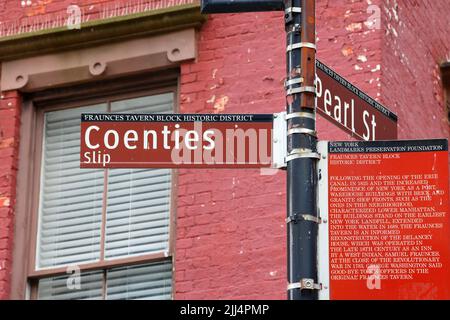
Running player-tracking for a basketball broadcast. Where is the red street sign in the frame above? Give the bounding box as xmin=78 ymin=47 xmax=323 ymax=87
xmin=318 ymin=139 xmax=449 ymax=300
xmin=316 ymin=60 xmax=398 ymax=141
xmin=80 ymin=113 xmax=273 ymax=168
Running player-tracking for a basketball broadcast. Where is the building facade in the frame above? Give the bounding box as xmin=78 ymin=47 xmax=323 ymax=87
xmin=0 ymin=0 xmax=449 ymax=299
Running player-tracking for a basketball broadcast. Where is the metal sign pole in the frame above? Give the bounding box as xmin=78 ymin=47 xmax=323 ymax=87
xmin=285 ymin=0 xmax=320 ymax=300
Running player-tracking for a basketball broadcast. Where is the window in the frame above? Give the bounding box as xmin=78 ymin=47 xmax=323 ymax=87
xmin=28 ymin=91 xmax=175 ymax=300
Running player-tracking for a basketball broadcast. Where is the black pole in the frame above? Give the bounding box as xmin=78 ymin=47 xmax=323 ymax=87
xmin=285 ymin=0 xmax=319 ymax=300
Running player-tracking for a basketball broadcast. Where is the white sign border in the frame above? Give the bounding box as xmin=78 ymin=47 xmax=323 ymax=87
xmin=317 ymin=141 xmax=330 ymax=300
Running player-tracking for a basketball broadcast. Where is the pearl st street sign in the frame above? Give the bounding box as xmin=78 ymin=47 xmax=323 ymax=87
xmin=316 ymin=60 xmax=398 ymax=141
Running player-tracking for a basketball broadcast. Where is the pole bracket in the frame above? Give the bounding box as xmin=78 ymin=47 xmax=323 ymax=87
xmin=288 ymin=279 xmax=322 ymax=291
xmin=286 ymin=112 xmax=315 ymax=120
xmin=287 ymin=128 xmax=317 ymax=137
xmin=286 ymin=149 xmax=320 ymax=162
xmin=285 ymin=7 xmax=302 ymax=14
xmin=284 ymin=0 xmax=299 ymax=24
xmin=286 ymin=214 xmax=321 ymax=224
xmin=286 ymin=42 xmax=317 ymax=52
xmin=286 ymin=86 xmax=316 ymax=96
xmin=285 ymin=77 xmax=304 ymax=88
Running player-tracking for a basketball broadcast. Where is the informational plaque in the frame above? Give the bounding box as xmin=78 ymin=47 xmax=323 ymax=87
xmin=80 ymin=113 xmax=273 ymax=168
xmin=318 ymin=139 xmax=449 ymax=300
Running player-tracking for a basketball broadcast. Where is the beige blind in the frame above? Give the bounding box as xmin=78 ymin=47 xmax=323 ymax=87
xmin=105 ymin=94 xmax=173 ymax=259
xmin=37 ymin=104 xmax=107 ymax=269
xmin=38 ymin=261 xmax=172 ymax=300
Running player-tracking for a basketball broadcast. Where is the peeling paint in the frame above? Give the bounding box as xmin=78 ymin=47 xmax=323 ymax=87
xmin=0 ymin=197 xmax=10 ymax=207
xmin=26 ymin=0 xmax=53 ymax=17
xmin=206 ymin=95 xmax=216 ymax=104
xmin=213 ymin=95 xmax=229 ymax=113
xmin=212 ymin=68 xmax=218 ymax=79
xmin=341 ymin=46 xmax=353 ymax=57
xmin=0 ymin=137 xmax=14 ymax=149
xmin=346 ymin=22 xmax=362 ymax=32
xmin=180 ymin=94 xmax=192 ymax=104
xmin=371 ymin=65 xmax=381 ymax=72
xmin=357 ymin=55 xmax=368 ymax=63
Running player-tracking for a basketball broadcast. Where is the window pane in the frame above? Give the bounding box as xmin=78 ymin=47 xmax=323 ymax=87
xmin=38 ymin=270 xmax=103 ymax=300
xmin=105 ymin=94 xmax=173 ymax=259
xmin=37 ymin=104 xmax=107 ymax=269
xmin=106 ymin=261 xmax=172 ymax=300
xmin=105 ymin=169 xmax=171 ymax=259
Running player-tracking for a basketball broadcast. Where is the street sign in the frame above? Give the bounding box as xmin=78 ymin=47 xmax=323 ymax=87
xmin=316 ymin=60 xmax=398 ymax=141
xmin=80 ymin=113 xmax=273 ymax=168
xmin=201 ymin=0 xmax=284 ymax=13
xmin=318 ymin=139 xmax=450 ymax=300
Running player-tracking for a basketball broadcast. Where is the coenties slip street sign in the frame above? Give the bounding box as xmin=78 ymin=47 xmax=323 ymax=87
xmin=316 ymin=60 xmax=398 ymax=141
xmin=80 ymin=113 xmax=273 ymax=168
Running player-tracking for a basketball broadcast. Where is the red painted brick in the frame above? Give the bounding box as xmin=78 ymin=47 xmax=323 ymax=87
xmin=0 ymin=0 xmax=448 ymax=301
xmin=0 ymin=90 xmax=20 ymax=299
xmin=381 ymin=1 xmax=450 ymax=140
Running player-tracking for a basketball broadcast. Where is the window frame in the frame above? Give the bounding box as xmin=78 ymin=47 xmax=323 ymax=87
xmin=14 ymin=74 xmax=179 ymax=300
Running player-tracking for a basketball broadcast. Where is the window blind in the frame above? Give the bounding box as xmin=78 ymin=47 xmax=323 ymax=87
xmin=105 ymin=169 xmax=171 ymax=259
xmin=106 ymin=261 xmax=173 ymax=300
xmin=38 ymin=261 xmax=172 ymax=300
xmin=105 ymin=94 xmax=173 ymax=259
xmin=37 ymin=104 xmax=107 ymax=269
xmin=38 ymin=270 xmax=103 ymax=300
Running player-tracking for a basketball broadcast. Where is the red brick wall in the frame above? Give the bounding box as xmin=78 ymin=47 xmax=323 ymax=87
xmin=380 ymin=0 xmax=450 ymax=140
xmin=0 ymin=0 xmax=448 ymax=300
xmin=0 ymin=91 xmax=21 ymax=299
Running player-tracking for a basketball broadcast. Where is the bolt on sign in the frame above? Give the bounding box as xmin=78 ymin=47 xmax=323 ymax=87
xmin=80 ymin=113 xmax=273 ymax=168
xmin=316 ymin=60 xmax=398 ymax=141
xmin=317 ymin=139 xmax=449 ymax=300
